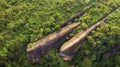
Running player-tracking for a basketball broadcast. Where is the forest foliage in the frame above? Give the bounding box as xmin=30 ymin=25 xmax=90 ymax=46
xmin=0 ymin=0 xmax=120 ymax=67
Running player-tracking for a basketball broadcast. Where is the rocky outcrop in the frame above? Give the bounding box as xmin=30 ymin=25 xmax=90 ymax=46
xmin=27 ymin=22 xmax=81 ymax=62
xmin=59 ymin=7 xmax=119 ymax=61
xmin=60 ymin=5 xmax=94 ymax=27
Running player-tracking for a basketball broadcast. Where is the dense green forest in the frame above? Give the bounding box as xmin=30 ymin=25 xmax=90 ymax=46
xmin=0 ymin=0 xmax=120 ymax=67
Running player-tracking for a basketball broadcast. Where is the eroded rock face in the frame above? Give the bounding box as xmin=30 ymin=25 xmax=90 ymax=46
xmin=27 ymin=22 xmax=81 ymax=62
xmin=60 ymin=5 xmax=94 ymax=27
xmin=59 ymin=7 xmax=119 ymax=61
